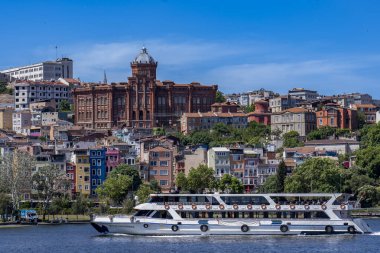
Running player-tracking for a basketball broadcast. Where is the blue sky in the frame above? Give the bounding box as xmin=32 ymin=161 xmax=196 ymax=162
xmin=1 ymin=0 xmax=380 ymax=98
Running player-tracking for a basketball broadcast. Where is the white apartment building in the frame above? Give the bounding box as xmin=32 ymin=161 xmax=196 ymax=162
xmin=14 ymin=81 xmax=69 ymax=110
xmin=207 ymin=147 xmax=230 ymax=178
xmin=0 ymin=58 xmax=73 ymax=81
xmin=377 ymin=111 xmax=380 ymax=124
xmin=12 ymin=110 xmax=32 ymax=135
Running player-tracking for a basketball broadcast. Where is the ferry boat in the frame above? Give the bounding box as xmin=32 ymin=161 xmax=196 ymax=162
xmin=91 ymin=193 xmax=372 ymax=235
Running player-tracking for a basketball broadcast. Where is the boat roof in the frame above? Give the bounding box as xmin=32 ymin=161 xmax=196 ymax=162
xmin=150 ymin=193 xmax=346 ymax=197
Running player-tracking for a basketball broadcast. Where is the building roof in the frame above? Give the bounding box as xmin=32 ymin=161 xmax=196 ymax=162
xmin=132 ymin=47 xmax=156 ymax=64
xmin=352 ymin=104 xmax=377 ymax=109
xmin=149 ymin=146 xmax=170 ymax=152
xmin=183 ymin=112 xmax=246 ymax=118
xmin=212 ymin=147 xmax=230 ymax=152
xmin=284 ymin=107 xmax=310 ymax=113
xmin=305 ymin=139 xmax=359 ymax=145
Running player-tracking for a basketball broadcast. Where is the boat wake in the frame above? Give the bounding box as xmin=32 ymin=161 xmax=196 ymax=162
xmin=369 ymin=232 xmax=380 ymax=236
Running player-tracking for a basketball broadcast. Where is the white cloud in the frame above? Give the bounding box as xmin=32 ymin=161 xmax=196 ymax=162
xmin=205 ymin=58 xmax=380 ymax=95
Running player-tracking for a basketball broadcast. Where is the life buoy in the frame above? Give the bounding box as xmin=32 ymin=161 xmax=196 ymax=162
xmin=200 ymin=224 xmax=208 ymax=232
xmin=304 ymin=204 xmax=310 ymax=210
xmin=340 ymin=204 xmax=346 ymax=210
xmin=143 ymin=224 xmax=149 ymax=228
xmin=178 ymin=203 xmax=184 ymax=210
xmin=164 ymin=204 xmax=170 ymax=210
xmin=219 ymin=204 xmax=225 ymax=210
xmin=275 ymin=204 xmax=281 ymax=210
xmin=321 ymin=204 xmax=327 ymax=210
xmin=280 ymin=225 xmax=288 ymax=233
xmin=325 ymin=225 xmax=334 ymax=234
xmin=261 ymin=204 xmax=267 ymax=210
xmin=290 ymin=204 xmax=296 ymax=210
xmin=347 ymin=226 xmax=356 ymax=234
xmin=192 ymin=203 xmax=197 ymax=210
xmin=241 ymin=224 xmax=249 ymax=232
xmin=233 ymin=204 xmax=239 ymax=210
xmin=247 ymin=204 xmax=253 ymax=210
xmin=171 ymin=225 xmax=179 ymax=232
xmin=205 ymin=203 xmax=212 ymax=210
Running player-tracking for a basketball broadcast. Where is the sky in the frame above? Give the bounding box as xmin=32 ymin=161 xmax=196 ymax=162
xmin=1 ymin=0 xmax=380 ymax=98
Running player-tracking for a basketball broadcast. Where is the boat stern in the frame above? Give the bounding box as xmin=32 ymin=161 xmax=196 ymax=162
xmin=353 ymin=218 xmax=372 ymax=234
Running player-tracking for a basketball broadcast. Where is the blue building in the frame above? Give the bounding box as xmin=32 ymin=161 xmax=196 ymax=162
xmin=89 ymin=148 xmax=107 ymax=196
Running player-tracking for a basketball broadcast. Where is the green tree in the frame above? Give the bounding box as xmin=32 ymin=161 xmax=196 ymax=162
xmin=149 ymin=180 xmax=161 ymax=193
xmin=357 ymin=111 xmax=367 ymax=129
xmin=59 ymin=100 xmax=71 ymax=112
xmin=72 ymin=194 xmax=89 ymax=220
xmin=0 ymin=193 xmax=11 ymax=222
xmin=307 ymin=126 xmax=336 ymax=140
xmin=32 ymin=165 xmax=71 ymax=221
xmin=276 ymin=160 xmax=287 ymax=192
xmin=215 ymin=91 xmax=226 ymax=103
xmin=341 ymin=167 xmax=375 ymax=195
xmin=259 ymin=175 xmax=278 ymax=193
xmin=360 ymin=123 xmax=380 ymax=148
xmin=283 ymin=131 xmax=303 ymax=148
xmin=96 ymin=174 xmax=132 ymax=205
xmin=357 ymin=185 xmax=380 ymax=208
xmin=355 ymin=146 xmax=380 ymax=178
xmin=50 ymin=194 xmax=71 ymax=216
xmin=135 ymin=184 xmax=154 ymax=204
xmin=153 ymin=127 xmax=166 ymax=136
xmin=187 ymin=165 xmax=215 ymax=193
xmin=175 ymin=172 xmax=188 ymax=192
xmin=284 ymin=158 xmax=342 ymax=193
xmin=111 ymin=164 xmax=142 ymax=191
xmin=218 ymin=174 xmax=244 ymax=193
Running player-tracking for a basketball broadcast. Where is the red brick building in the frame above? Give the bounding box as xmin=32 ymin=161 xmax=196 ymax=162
xmin=73 ymin=48 xmax=217 ymax=130
xmin=148 ymin=146 xmax=174 ymax=192
xmin=316 ymin=104 xmax=358 ymax=130
xmin=247 ymin=100 xmax=271 ymax=125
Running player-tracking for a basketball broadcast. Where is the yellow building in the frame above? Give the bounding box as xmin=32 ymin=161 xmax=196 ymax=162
xmin=0 ymin=107 xmax=13 ymax=130
xmin=75 ymin=150 xmax=91 ymax=197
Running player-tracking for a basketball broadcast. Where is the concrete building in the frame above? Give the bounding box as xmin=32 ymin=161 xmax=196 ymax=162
xmin=180 ymin=111 xmax=248 ymax=134
xmin=316 ymin=104 xmax=358 ymax=130
xmin=269 ymin=96 xmax=304 ymax=113
xmin=377 ymin=111 xmax=380 ymax=123
xmin=148 ymin=146 xmax=174 ymax=192
xmin=288 ymin=88 xmax=319 ymax=101
xmin=73 ymin=48 xmax=217 ymax=130
xmin=207 ymin=147 xmax=231 ymax=179
xmin=12 ymin=110 xmax=32 ymax=135
xmin=0 ymin=58 xmax=73 ymax=81
xmin=351 ymin=104 xmax=378 ymax=124
xmin=304 ymin=139 xmax=360 ymax=155
xmin=271 ymin=107 xmax=317 ymax=136
xmin=14 ymin=80 xmax=69 ymax=111
xmin=181 ymin=146 xmax=208 ymax=175
xmin=0 ymin=107 xmax=13 ymax=130
xmin=66 ymin=162 xmax=76 ymax=194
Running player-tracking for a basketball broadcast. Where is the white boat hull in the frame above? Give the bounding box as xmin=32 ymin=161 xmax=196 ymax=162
xmin=91 ymin=217 xmax=372 ymax=235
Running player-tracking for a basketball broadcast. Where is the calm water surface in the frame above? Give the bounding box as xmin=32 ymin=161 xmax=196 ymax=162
xmin=0 ymin=219 xmax=379 ymax=253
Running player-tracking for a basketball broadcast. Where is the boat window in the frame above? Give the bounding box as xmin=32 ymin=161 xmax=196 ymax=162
xmin=220 ymin=196 xmax=269 ymax=205
xmin=149 ymin=196 xmax=164 ymax=203
xmin=270 ymin=196 xmax=331 ymax=205
xmin=134 ymin=210 xmax=153 ymax=217
xmin=174 ymin=211 xmax=330 ymax=219
xmin=151 ymin=211 xmax=173 ymax=219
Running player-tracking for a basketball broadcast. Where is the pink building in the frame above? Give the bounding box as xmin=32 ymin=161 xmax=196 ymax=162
xmin=106 ymin=147 xmax=121 ymax=176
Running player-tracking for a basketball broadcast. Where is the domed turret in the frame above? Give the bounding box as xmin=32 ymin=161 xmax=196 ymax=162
xmin=130 ymin=47 xmax=158 ymax=79
xmin=132 ymin=47 xmax=156 ymax=64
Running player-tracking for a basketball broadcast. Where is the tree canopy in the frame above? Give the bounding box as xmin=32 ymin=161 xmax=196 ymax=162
xmin=284 ymin=158 xmax=342 ymax=193
xmin=96 ymin=174 xmax=132 ymax=205
xmin=187 ymin=165 xmax=216 ymax=193
xmin=110 ymin=164 xmax=142 ymax=191
xmin=282 ymin=131 xmax=303 ymax=148
xmin=215 ymin=91 xmax=226 ymax=103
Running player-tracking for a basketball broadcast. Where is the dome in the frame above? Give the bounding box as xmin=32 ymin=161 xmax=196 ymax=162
xmin=133 ymin=47 xmax=156 ymax=64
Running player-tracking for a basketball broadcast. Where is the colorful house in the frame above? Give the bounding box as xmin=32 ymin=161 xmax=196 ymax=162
xmin=106 ymin=147 xmax=121 ymax=176
xmin=66 ymin=162 xmax=76 ymax=194
xmin=89 ymin=148 xmax=107 ymax=196
xmin=74 ymin=149 xmax=91 ymax=197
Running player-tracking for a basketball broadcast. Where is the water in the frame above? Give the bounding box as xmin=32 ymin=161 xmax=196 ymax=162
xmin=1 ymin=219 xmax=379 ymax=253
